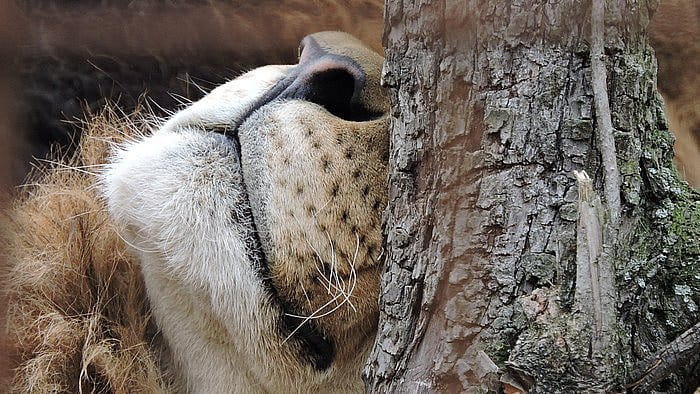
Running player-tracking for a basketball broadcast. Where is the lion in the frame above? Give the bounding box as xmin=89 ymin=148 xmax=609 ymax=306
xmin=3 ymin=31 xmax=387 ymax=393
xmin=3 ymin=1 xmax=699 ymax=392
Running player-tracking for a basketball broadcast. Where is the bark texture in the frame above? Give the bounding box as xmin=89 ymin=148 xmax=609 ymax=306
xmin=364 ymin=0 xmax=699 ymax=392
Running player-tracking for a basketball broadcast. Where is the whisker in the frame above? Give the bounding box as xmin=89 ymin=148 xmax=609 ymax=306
xmin=63 ymin=208 xmax=107 ymax=221
xmin=291 ymin=215 xmax=334 ymax=292
xmin=111 ymin=223 xmax=160 ymax=254
xmin=323 ymin=230 xmax=354 ymax=307
xmin=35 ymin=159 xmax=101 ymax=176
xmin=168 ymin=92 xmax=194 ymax=107
xmin=343 ymin=232 xmax=361 ymax=313
xmin=300 ymin=282 xmax=312 ymax=309
xmin=283 ymin=200 xmax=365 ymax=342
xmin=178 ymin=73 xmax=210 ymax=96
xmin=313 ymin=197 xmax=333 ymax=219
xmin=282 ymin=293 xmax=343 ymax=344
xmin=147 ymin=96 xmax=178 ymax=117
xmin=324 ymin=230 xmax=339 ymax=297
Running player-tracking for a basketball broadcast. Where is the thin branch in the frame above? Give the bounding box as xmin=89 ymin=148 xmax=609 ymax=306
xmin=590 ymin=0 xmax=622 ymax=225
xmin=573 ymin=170 xmax=616 ymax=354
xmin=627 ymin=321 xmax=700 ymax=392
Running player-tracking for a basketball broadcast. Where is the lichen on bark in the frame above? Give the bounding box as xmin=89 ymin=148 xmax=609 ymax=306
xmin=364 ymin=0 xmax=699 ymax=392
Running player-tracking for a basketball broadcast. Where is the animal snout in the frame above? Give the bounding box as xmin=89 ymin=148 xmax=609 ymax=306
xmin=277 ymin=31 xmax=388 ymax=121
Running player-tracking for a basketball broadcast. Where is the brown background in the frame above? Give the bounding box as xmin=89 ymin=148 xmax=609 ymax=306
xmin=0 ymin=0 xmax=383 ymax=383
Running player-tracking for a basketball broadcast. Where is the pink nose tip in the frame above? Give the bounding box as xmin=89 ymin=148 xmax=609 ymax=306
xmin=276 ymin=33 xmax=372 ymax=121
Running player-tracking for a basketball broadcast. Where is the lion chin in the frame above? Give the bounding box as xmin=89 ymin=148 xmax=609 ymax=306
xmin=4 ymin=31 xmax=388 ymax=393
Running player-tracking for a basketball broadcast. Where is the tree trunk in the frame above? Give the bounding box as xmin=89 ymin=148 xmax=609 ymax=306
xmin=363 ymin=0 xmax=699 ymax=392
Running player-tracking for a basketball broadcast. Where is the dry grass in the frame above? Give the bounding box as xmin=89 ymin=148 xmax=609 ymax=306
xmin=1 ymin=109 xmax=170 ymax=393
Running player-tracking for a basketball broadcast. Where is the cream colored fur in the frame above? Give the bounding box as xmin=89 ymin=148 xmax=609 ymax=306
xmin=101 ymin=35 xmax=386 ymax=392
xmin=3 ymin=31 xmax=386 ymax=394
xmin=6 ymin=3 xmax=697 ymax=391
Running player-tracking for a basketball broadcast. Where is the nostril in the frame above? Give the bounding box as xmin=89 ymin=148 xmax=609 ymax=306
xmin=279 ymin=35 xmax=385 ymax=122
xmin=301 ymin=68 xmax=357 ymax=120
xmin=283 ymin=63 xmax=382 ymax=122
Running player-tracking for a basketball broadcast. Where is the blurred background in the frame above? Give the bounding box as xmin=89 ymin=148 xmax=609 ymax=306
xmin=0 ymin=0 xmax=383 ymax=187
xmin=0 ymin=0 xmax=384 ymax=384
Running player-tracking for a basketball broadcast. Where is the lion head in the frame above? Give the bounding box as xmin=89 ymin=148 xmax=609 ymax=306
xmin=99 ymin=31 xmax=388 ymax=392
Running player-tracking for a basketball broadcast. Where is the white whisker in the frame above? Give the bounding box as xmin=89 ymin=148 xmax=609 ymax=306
xmin=282 ymin=293 xmax=344 ymax=344
xmin=36 ymin=159 xmax=102 ymax=176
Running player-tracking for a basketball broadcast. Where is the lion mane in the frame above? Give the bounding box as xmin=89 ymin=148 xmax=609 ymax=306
xmin=1 ymin=0 xmax=699 ymax=392
xmin=2 ymin=113 xmax=170 ymax=392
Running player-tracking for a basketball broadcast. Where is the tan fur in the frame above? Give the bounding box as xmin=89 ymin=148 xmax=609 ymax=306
xmin=2 ymin=1 xmax=699 ymax=391
xmin=2 ymin=112 xmax=169 ymax=392
xmin=96 ymin=33 xmax=387 ymax=391
xmin=4 ymin=32 xmax=388 ymax=392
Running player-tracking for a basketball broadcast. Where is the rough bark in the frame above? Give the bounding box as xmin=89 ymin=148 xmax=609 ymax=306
xmin=364 ymin=0 xmax=699 ymax=392
xmin=628 ymin=321 xmax=700 ymax=393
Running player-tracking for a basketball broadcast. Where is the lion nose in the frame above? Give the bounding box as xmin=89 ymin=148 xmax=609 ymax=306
xmin=277 ymin=31 xmax=387 ymax=121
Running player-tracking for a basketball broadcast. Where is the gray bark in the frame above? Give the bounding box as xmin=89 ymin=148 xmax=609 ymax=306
xmin=628 ymin=321 xmax=700 ymax=393
xmin=364 ymin=0 xmax=699 ymax=392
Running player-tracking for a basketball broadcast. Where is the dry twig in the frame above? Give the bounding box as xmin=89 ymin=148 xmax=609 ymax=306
xmin=590 ymin=0 xmax=622 ymax=225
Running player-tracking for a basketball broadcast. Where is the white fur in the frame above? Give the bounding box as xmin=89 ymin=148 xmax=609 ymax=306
xmin=160 ymin=65 xmax=291 ymax=134
xmin=101 ymin=65 xmax=366 ymax=393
